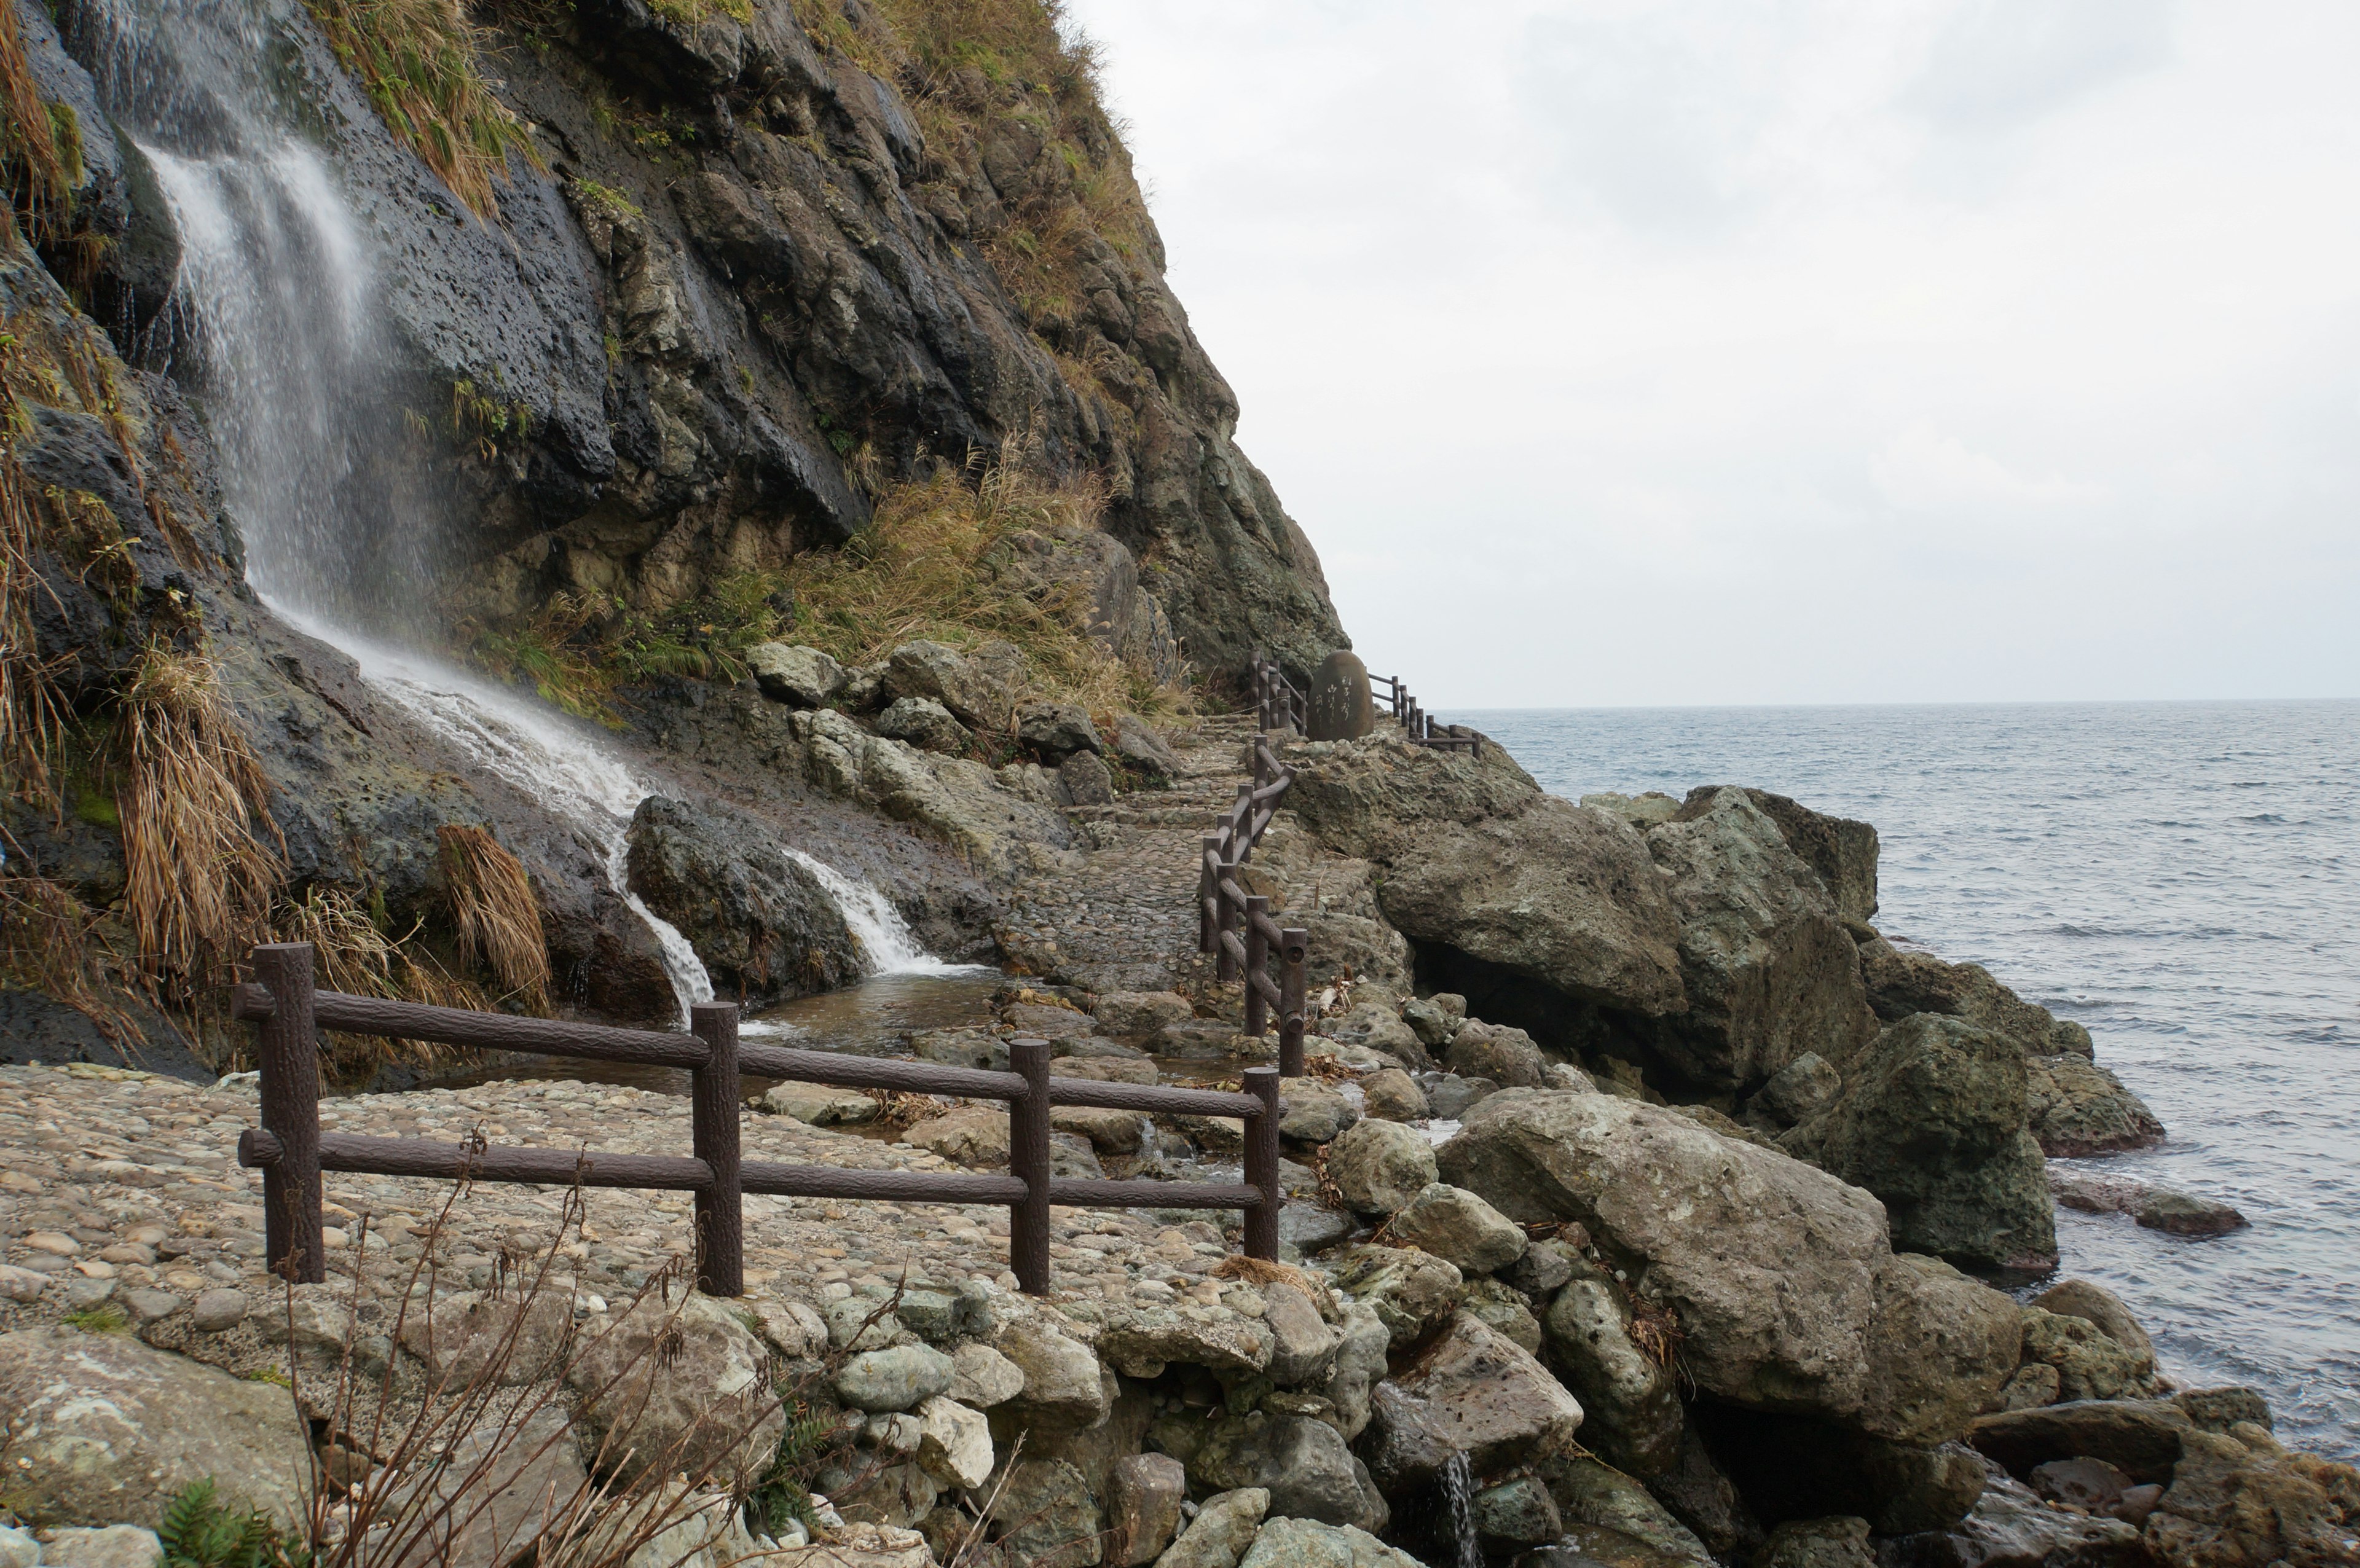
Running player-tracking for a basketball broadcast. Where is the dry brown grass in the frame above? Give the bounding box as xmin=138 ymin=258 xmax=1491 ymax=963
xmin=1211 ymin=1253 xmax=1321 ymax=1296
xmin=0 ymin=0 xmax=71 ymax=238
xmin=115 ymin=643 xmax=283 ymax=990
xmin=781 ymin=437 xmax=1184 ymax=721
xmin=301 ymin=0 xmax=543 ymax=220
xmin=0 ymin=868 xmax=144 ymax=1043
xmin=278 ymin=885 xmax=487 ymax=1080
xmin=438 ymin=823 xmax=549 ymax=1008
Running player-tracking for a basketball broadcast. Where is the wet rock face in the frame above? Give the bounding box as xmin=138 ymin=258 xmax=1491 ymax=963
xmin=625 ymin=795 xmax=862 ymax=1005
xmin=1359 ymin=1311 xmax=1585 ymax=1492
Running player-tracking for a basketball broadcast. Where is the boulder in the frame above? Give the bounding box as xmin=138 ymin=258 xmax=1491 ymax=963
xmin=1112 ymin=716 xmax=1182 ymax=781
xmin=1444 ymin=1021 xmax=1549 ymax=1089
xmin=1106 ymin=1452 xmax=1187 ymax=1566
xmin=1384 ymin=1183 xmax=1527 ymax=1276
xmin=2173 ymin=1387 xmax=2273 ymax=1435
xmin=1965 ymin=1400 xmax=2192 ymax=1484
xmin=1238 ymin=1518 xmax=1422 ymax=1568
xmin=746 ymin=643 xmax=844 ymax=707
xmin=0 ymin=1327 xmax=313 ymax=1527
xmin=994 ymin=1315 xmax=1111 ymax=1430
xmin=2023 ymin=1053 xmax=2165 ymax=1157
xmin=948 ymin=1341 xmax=1026 ymax=1409
xmin=1062 ymin=749 xmax=1118 ymax=806
xmin=1285 ymin=740 xmax=1688 ymax=1017
xmin=1095 ymin=991 xmax=1195 ymax=1043
xmin=367 ymin=1407 xmax=589 ymax=1568
xmin=2136 ymin=1188 xmax=2248 ymax=1237
xmin=1278 ymin=1081 xmax=1359 ymax=1145
xmin=1475 ymin=1477 xmax=1565 ymax=1553
xmin=1187 ymin=1411 xmax=1386 ymax=1532
xmin=397 ymin=1289 xmax=576 ymax=1388
xmin=1753 ymin=1052 xmax=1839 ymax=1125
xmin=1875 ymin=1460 xmax=2146 ymax=1568
xmin=836 ymin=1343 xmax=957 ymax=1412
xmin=914 ymin=1396 xmax=993 ymax=1490
xmin=2144 ymin=1427 xmax=2360 ymax=1568
xmin=1313 ymin=1298 xmax=1393 ymax=1440
xmin=1359 ymin=1069 xmax=1428 ymax=1122
xmin=1095 ymin=1302 xmax=1273 ymax=1379
xmin=1359 ymin=1312 xmax=1584 ymax=1492
xmin=1438 ymin=1091 xmax=2018 ymax=1443
xmin=1325 ymin=1119 xmax=1438 ymax=1215
xmin=1262 ymin=1281 xmax=1343 ymax=1387
xmin=1541 ymin=1258 xmax=1683 ymax=1476
xmin=30 ymin=1529 xmax=160 ymax=1568
xmin=565 ymin=1293 xmax=784 ymax=1488
xmin=1402 ymin=994 xmax=1466 ymax=1049
xmin=1647 ymin=790 xmax=1880 ymax=1091
xmin=762 ymin=1080 xmax=881 ymax=1125
xmin=1548 ymin=1457 xmax=1716 ymax=1568
xmin=1459 ymin=1277 xmax=1544 ymax=1354
xmin=625 ymin=797 xmax=861 ymax=1005
xmin=906 ymin=1105 xmax=1011 ymax=1167
xmin=875 ymin=696 xmax=971 ymax=755
xmin=1703 ymin=788 xmax=1879 ymax=925
xmin=883 ymin=641 xmax=1012 ymax=729
xmin=1755 ymin=1517 xmax=1875 ymax=1568
xmin=1020 ymin=700 xmax=1103 ymax=759
xmin=1328 ymin=1245 xmax=1463 ymax=1349
xmin=765 ymin=1524 xmax=932 ymax=1566
xmin=1782 ymin=1014 xmax=2056 ymax=1273
xmin=2017 ymin=1309 xmax=2159 ymax=1403
xmin=1152 ymin=1487 xmax=1268 ymax=1568
xmin=991 ymin=1456 xmax=1104 ymax=1567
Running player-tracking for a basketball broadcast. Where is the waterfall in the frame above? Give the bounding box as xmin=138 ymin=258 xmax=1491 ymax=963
xmin=82 ymin=0 xmax=945 ymax=1025
xmin=782 ymin=850 xmax=968 ymax=978
xmin=1440 ymin=1451 xmax=1481 ymax=1568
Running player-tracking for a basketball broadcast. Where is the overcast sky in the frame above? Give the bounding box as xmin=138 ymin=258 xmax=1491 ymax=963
xmin=1061 ymin=1 xmax=2360 ymax=707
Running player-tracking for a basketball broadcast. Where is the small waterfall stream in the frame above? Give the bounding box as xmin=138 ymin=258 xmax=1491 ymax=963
xmin=84 ymin=0 xmax=950 ymax=1027
xmin=1439 ymin=1451 xmax=1482 ymax=1568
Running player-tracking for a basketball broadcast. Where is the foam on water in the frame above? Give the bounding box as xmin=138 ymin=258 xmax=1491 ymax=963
xmin=1460 ymin=699 xmax=2360 ymax=1459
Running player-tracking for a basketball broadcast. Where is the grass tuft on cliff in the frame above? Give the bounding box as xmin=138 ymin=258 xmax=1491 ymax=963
xmin=438 ymin=823 xmax=549 ymax=1009
xmin=301 ymin=0 xmax=543 ymax=220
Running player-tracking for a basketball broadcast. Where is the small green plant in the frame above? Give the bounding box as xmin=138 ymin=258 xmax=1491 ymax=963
xmin=569 ymin=178 xmax=642 ymax=224
xmin=449 ymin=377 xmax=531 ymax=461
xmin=157 ymin=1478 xmax=301 ymax=1568
xmin=61 ymin=1301 xmax=129 ymax=1332
xmin=242 ymin=1365 xmax=291 ymax=1387
xmin=745 ymin=1397 xmax=846 ymax=1536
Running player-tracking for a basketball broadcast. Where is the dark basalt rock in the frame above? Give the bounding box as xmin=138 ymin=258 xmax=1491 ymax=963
xmin=624 ymin=795 xmax=860 ymax=1006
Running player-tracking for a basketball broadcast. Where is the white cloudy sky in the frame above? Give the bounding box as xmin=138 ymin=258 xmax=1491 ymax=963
xmin=1061 ymin=0 xmax=2360 ymax=707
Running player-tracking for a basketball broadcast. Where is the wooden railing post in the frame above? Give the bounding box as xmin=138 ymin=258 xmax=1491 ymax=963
xmin=1232 ymin=783 xmax=1255 ymax=864
xmin=250 ymin=943 xmax=325 ymax=1285
xmin=1279 ymin=926 xmax=1307 ymax=1078
xmin=1243 ymin=895 xmax=1270 ymax=1038
xmin=690 ymin=1001 xmax=742 ymax=1296
xmin=1199 ymin=834 xmax=1221 ymax=955
xmin=1010 ymin=1038 xmax=1053 ymax=1295
xmin=1243 ymin=1067 xmax=1281 ymax=1261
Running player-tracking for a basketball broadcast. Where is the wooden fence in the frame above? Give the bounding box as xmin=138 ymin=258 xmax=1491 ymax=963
xmin=1196 ymin=659 xmax=1310 ymax=1078
xmin=229 ymin=943 xmax=1287 ymax=1298
xmin=1370 ymin=672 xmax=1482 ymax=755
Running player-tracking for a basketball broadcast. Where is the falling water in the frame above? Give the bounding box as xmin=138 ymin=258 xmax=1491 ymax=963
xmin=783 ymin=849 xmax=971 ymax=977
xmin=74 ymin=0 xmax=943 ymax=1025
xmin=1440 ymin=1451 xmax=1481 ymax=1568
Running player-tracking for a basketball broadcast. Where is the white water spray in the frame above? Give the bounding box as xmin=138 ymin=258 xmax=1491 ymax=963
xmin=783 ymin=849 xmax=970 ymax=978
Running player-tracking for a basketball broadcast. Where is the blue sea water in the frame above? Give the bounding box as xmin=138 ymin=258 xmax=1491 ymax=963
xmin=1450 ymin=701 xmax=2360 ymax=1459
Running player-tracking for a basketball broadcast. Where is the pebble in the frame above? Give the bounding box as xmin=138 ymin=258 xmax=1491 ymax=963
xmin=191 ymin=1287 xmax=248 ymax=1332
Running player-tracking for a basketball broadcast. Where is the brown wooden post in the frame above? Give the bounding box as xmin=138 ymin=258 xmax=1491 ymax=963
xmin=1243 ymin=895 xmax=1270 ymax=1038
xmin=1243 ymin=1067 xmax=1281 ymax=1262
xmin=1010 ymin=1038 xmax=1053 ymax=1295
xmin=1233 ymin=782 xmax=1255 ymax=864
xmin=251 ymin=943 xmax=324 ymax=1285
xmin=1200 ymin=834 xmax=1221 ymax=954
xmin=690 ymin=1001 xmax=742 ymax=1296
xmin=1279 ymin=926 xmax=1308 ymax=1079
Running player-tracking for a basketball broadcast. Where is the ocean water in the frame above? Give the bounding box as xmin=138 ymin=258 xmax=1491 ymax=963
xmin=1451 ymin=701 xmax=2360 ymax=1459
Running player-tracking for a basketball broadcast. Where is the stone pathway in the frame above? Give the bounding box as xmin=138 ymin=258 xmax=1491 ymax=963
xmin=993 ymin=716 xmax=1261 ymax=997
xmin=0 ymin=1063 xmax=1289 ymax=1373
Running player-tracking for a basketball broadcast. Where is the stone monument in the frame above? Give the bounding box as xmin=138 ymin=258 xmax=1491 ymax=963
xmin=1307 ymin=650 xmax=1377 ymax=742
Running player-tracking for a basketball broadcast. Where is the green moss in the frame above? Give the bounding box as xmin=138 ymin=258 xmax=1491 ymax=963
xmin=61 ymin=1302 xmax=129 ymax=1332
xmin=569 ymin=177 xmax=641 ymax=224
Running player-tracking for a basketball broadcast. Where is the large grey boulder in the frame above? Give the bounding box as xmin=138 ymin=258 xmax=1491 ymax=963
xmin=1187 ymin=1412 xmax=1386 ymax=1533
xmin=1237 ymin=1517 xmax=1422 ymax=1568
xmin=1018 ymin=700 xmax=1103 ymax=759
xmin=883 ymin=640 xmax=1014 ymax=729
xmin=565 ymin=1293 xmax=784 ymax=1488
xmin=1541 ymin=1255 xmax=1683 ymax=1476
xmin=625 ymin=797 xmax=861 ymax=1005
xmin=989 ymin=1457 xmax=1104 ymax=1566
xmin=1965 ymin=1400 xmax=2192 ymax=1484
xmin=368 ymin=1408 xmax=589 ymax=1568
xmin=1094 ymin=1301 xmax=1274 ymax=1379
xmin=2023 ymin=1052 xmax=2165 ymax=1156
xmin=1548 ymin=1457 xmax=1715 ymax=1568
xmin=1443 ymin=1021 xmax=1549 ymax=1089
xmin=1438 ymin=1091 xmax=2019 ymax=1442
xmin=1697 ymin=788 xmax=1880 ymax=924
xmin=1327 ymin=1244 xmax=1462 ymax=1350
xmin=875 ymin=696 xmax=971 ymax=755
xmin=1285 ymin=739 xmax=1688 ymax=1016
xmin=0 ymin=1328 xmax=315 ymax=1527
xmin=2016 ymin=1309 xmax=2160 ymax=1403
xmin=1645 ymin=790 xmax=1879 ymax=1092
xmin=1152 ymin=1488 xmax=1267 ymax=1568
xmin=746 ymin=643 xmax=844 ymax=707
xmin=1324 ymin=1119 xmax=1437 ymax=1215
xmin=1383 ymin=1183 xmax=1527 ymax=1276
xmin=1876 ymin=1460 xmax=2145 ymax=1568
xmin=1359 ymin=1312 xmax=1584 ymax=1492
xmin=1782 ymin=1013 xmax=2057 ymax=1274
xmin=993 ymin=1315 xmax=1111 ymax=1431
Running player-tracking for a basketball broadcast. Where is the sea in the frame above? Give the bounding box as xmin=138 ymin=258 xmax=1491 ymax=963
xmin=1451 ymin=701 xmax=2360 ymax=1460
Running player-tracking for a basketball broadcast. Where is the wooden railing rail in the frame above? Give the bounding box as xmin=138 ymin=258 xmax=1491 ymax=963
xmin=1201 ymin=690 xmax=1310 ymax=1074
xmin=1253 ymin=651 xmax=1308 ymax=734
xmin=230 ymin=943 xmax=1286 ymax=1298
xmin=1369 ymin=672 xmax=1482 ymax=756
